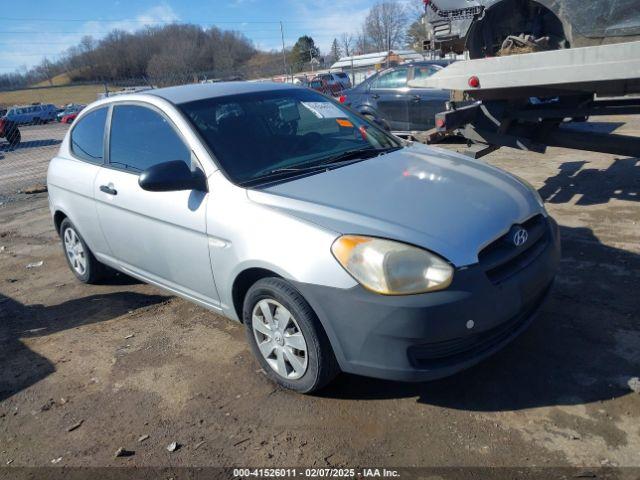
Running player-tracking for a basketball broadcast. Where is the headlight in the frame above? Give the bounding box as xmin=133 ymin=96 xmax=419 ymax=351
xmin=331 ymin=235 xmax=453 ymax=295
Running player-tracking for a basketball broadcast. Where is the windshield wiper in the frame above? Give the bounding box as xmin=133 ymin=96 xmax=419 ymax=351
xmin=241 ymin=146 xmax=402 ymax=186
xmin=267 ymin=146 xmax=401 ymax=174
xmin=315 ymin=146 xmax=401 ymax=167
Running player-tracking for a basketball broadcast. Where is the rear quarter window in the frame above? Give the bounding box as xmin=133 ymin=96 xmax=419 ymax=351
xmin=70 ymin=107 xmax=108 ymax=164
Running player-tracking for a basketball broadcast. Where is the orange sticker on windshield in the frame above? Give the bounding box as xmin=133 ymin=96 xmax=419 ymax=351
xmin=336 ymin=118 xmax=353 ymax=128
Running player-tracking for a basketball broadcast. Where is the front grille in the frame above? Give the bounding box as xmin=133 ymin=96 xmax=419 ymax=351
xmin=408 ymin=282 xmax=551 ymax=369
xmin=478 ymin=215 xmax=549 ymax=284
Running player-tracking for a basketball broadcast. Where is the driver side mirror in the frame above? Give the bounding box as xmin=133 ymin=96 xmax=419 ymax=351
xmin=139 ymin=160 xmax=207 ymax=192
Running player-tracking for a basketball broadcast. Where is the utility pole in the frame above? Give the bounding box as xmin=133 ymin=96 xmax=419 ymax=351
xmin=350 ymin=56 xmax=355 ymax=86
xmin=280 ymin=21 xmax=288 ymax=82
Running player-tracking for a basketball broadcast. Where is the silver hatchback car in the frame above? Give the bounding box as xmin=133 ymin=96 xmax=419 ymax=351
xmin=47 ymin=82 xmax=560 ymax=393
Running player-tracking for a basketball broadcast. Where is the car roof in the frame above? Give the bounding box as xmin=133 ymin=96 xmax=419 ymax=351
xmin=144 ymin=81 xmax=299 ymax=105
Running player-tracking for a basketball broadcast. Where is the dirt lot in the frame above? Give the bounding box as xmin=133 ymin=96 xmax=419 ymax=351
xmin=0 ymin=117 xmax=639 ymax=471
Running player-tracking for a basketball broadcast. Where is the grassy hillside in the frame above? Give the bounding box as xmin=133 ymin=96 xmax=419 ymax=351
xmin=33 ymin=72 xmax=73 ymax=87
xmin=0 ymin=84 xmax=107 ymax=108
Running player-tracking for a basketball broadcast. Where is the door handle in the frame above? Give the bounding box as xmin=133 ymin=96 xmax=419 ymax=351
xmin=412 ymin=95 xmax=421 ymax=102
xmin=100 ymin=185 xmax=117 ymax=195
xmin=371 ymin=94 xmax=380 ymax=99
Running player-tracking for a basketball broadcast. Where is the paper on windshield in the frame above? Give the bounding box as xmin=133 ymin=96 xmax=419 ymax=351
xmin=300 ymin=101 xmax=345 ymax=119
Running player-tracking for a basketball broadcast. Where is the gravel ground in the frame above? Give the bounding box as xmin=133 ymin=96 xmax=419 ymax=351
xmin=0 ymin=116 xmax=638 ymax=471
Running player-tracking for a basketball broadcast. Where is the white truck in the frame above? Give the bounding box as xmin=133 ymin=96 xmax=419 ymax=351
xmin=409 ymin=40 xmax=640 ymax=158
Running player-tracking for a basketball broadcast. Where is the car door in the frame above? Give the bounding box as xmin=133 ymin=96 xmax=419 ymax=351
xmin=93 ymin=102 xmax=219 ymax=307
xmin=368 ymin=67 xmax=411 ymax=131
xmin=15 ymin=108 xmax=26 ymax=124
xmin=408 ymin=65 xmax=450 ymax=131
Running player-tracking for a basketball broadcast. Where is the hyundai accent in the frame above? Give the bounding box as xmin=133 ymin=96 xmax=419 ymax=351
xmin=47 ymin=82 xmax=560 ymax=393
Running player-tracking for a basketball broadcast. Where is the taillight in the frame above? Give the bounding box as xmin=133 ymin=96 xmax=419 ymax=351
xmin=468 ymin=75 xmax=480 ymax=88
xmin=436 ymin=118 xmax=446 ymax=129
xmin=338 ymin=95 xmax=347 ymax=103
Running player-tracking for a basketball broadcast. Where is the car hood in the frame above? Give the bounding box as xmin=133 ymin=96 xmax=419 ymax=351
xmin=247 ymin=143 xmax=543 ymax=267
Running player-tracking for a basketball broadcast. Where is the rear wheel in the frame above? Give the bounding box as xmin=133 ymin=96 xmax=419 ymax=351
xmin=59 ymin=218 xmax=105 ymax=284
xmin=244 ymin=277 xmax=339 ymax=393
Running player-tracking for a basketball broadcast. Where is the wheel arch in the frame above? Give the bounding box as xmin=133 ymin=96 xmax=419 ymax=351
xmin=356 ymin=104 xmax=380 ymax=119
xmin=231 ymin=267 xmax=283 ymax=322
xmin=53 ymin=209 xmax=69 ymax=234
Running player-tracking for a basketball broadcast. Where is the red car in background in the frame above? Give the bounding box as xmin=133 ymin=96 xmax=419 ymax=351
xmin=306 ymin=73 xmax=351 ymax=97
xmin=0 ymin=116 xmax=20 ymax=147
xmin=60 ymin=112 xmax=79 ymax=124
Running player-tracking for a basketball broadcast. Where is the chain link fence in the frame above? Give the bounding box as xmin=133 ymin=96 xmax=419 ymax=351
xmin=0 ymin=66 xmax=358 ymax=203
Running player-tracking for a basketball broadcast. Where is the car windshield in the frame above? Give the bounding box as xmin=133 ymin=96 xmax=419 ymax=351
xmin=179 ymin=88 xmax=401 ymax=185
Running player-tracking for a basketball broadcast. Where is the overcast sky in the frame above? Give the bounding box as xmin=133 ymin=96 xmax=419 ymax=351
xmin=0 ymin=0 xmax=390 ymax=73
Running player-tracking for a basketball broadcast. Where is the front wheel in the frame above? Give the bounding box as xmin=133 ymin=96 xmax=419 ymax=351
xmin=244 ymin=277 xmax=339 ymax=393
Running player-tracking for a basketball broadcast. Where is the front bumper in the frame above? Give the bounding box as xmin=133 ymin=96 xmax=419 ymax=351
xmin=294 ymin=217 xmax=561 ymax=382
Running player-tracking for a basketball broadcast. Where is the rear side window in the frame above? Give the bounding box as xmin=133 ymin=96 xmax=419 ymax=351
xmin=413 ymin=65 xmax=442 ymax=81
xmin=70 ymin=107 xmax=108 ymax=164
xmin=109 ymin=105 xmax=189 ymax=173
xmin=372 ymin=68 xmax=408 ymax=89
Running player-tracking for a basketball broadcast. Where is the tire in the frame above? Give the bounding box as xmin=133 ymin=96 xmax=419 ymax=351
xmin=5 ymin=126 xmax=20 ymax=148
xmin=466 ymin=0 xmax=567 ymax=59
xmin=59 ymin=218 xmax=105 ymax=284
xmin=243 ymin=277 xmax=339 ymax=393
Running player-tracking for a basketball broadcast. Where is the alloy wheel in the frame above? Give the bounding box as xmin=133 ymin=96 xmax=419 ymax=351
xmin=63 ymin=227 xmax=87 ymax=276
xmin=252 ymin=299 xmax=308 ymax=380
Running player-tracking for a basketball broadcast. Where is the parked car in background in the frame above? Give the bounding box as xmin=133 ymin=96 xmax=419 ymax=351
xmin=57 ymin=104 xmax=85 ymax=122
xmin=424 ymin=0 xmax=640 ymax=58
xmin=306 ymin=76 xmax=333 ymax=96
xmin=339 ymin=61 xmax=451 ymax=133
xmin=48 ymin=82 xmax=559 ymax=393
xmin=307 ymin=72 xmax=351 ymax=96
xmin=60 ymin=111 xmax=81 ymax=124
xmin=0 ymin=116 xmax=20 ymax=147
xmin=4 ymin=103 xmax=58 ymax=125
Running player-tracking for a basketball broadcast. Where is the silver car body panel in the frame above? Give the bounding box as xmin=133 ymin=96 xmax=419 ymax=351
xmin=47 ymin=83 xmax=544 ymax=325
xmin=249 ymin=143 xmax=542 ymax=267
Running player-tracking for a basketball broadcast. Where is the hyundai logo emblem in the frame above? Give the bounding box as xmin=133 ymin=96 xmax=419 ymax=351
xmin=512 ymin=227 xmax=528 ymax=247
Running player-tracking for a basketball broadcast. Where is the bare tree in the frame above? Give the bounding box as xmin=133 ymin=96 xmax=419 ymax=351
xmin=405 ymin=0 xmax=430 ymax=50
xmin=329 ymin=38 xmax=342 ymax=64
xmin=364 ymin=1 xmax=408 ymax=52
xmin=355 ymin=25 xmax=370 ymax=54
xmin=340 ymin=33 xmax=354 ymax=57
